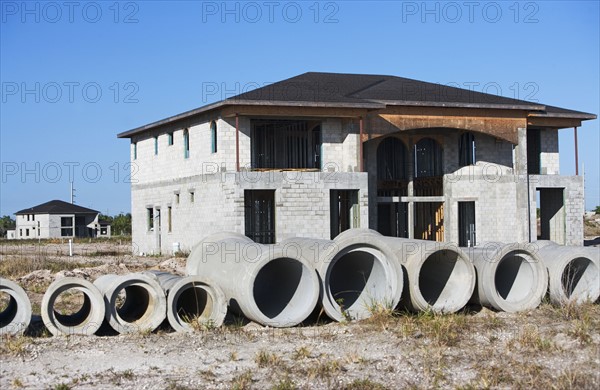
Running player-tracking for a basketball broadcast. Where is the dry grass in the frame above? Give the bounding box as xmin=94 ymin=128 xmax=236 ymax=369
xmin=255 ymin=350 xmax=282 ymax=368
xmin=0 ymin=257 xmax=102 ymax=279
xmin=0 ymin=335 xmax=29 ymax=356
xmin=230 ymin=370 xmax=254 ymax=390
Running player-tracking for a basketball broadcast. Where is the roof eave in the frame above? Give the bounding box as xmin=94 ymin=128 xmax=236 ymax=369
xmin=375 ymin=99 xmax=546 ymax=111
xmin=528 ymin=112 xmax=597 ymax=120
xmin=117 ymin=100 xmax=385 ymax=138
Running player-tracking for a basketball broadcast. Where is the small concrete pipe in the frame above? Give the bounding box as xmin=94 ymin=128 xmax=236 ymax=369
xmin=534 ymin=241 xmax=599 ymax=305
xmin=375 ymin=233 xmax=476 ymax=313
xmin=283 ymin=230 xmax=403 ymax=321
xmin=94 ymin=273 xmax=167 ymax=334
xmin=186 ymin=232 xmax=320 ymax=327
xmin=144 ymin=271 xmax=227 ymax=331
xmin=0 ymin=278 xmax=31 ymax=336
xmin=41 ymin=277 xmax=105 ymax=336
xmin=465 ymin=243 xmax=548 ymax=312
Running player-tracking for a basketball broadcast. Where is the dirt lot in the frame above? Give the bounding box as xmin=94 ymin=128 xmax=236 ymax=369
xmin=1 ymin=240 xmax=599 ymax=390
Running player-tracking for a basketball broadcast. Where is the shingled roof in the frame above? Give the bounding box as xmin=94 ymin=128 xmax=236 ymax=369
xmin=15 ymin=200 xmax=99 ymax=215
xmin=117 ymin=72 xmax=596 ymax=138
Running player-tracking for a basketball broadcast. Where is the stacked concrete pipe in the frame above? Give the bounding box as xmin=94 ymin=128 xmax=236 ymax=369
xmin=144 ymin=271 xmax=227 ymax=331
xmin=41 ymin=277 xmax=105 ymax=336
xmin=0 ymin=278 xmax=31 ymax=335
xmin=186 ymin=232 xmax=320 ymax=327
xmin=374 ymin=232 xmax=476 ymax=313
xmin=534 ymin=241 xmax=599 ymax=305
xmin=282 ymin=230 xmax=403 ymax=321
xmin=465 ymin=243 xmax=548 ymax=312
xmin=94 ymin=273 xmax=167 ymax=334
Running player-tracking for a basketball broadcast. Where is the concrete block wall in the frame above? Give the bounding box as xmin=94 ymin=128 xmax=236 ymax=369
xmin=528 ymin=175 xmax=584 ymax=246
xmin=130 ymin=118 xmax=239 ymax=184
xmin=131 ymin=171 xmax=368 ymax=254
xmin=539 ymin=128 xmax=560 ymax=175
xmin=444 ymin=165 xmax=525 ymax=244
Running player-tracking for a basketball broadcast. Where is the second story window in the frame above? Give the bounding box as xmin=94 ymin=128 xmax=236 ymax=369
xmin=168 ymin=132 xmax=174 ymax=146
xmin=133 ymin=142 xmax=137 ymax=160
xmin=183 ymin=129 xmax=190 ymax=159
xmin=154 ymin=136 xmax=158 ymax=155
xmin=210 ymin=121 xmax=217 ymax=153
xmin=414 ymin=138 xmax=443 ymax=178
xmin=251 ymin=120 xmax=322 ymax=169
xmin=459 ymin=132 xmax=476 ymax=167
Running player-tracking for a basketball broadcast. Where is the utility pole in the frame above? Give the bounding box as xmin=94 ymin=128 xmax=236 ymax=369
xmin=70 ymin=181 xmax=76 ymax=204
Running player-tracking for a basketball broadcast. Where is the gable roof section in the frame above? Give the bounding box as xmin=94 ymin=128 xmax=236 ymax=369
xmin=117 ymin=72 xmax=596 ymax=138
xmin=15 ymin=200 xmax=99 ymax=215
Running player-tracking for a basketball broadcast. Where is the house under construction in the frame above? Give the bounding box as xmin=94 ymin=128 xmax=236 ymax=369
xmin=117 ymin=72 xmax=596 ymax=254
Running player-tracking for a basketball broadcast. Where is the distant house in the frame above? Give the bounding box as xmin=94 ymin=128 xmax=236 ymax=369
xmin=14 ymin=200 xmax=110 ymax=239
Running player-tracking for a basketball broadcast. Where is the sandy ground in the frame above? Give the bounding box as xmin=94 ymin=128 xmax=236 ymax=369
xmin=1 ymin=240 xmax=599 ymax=389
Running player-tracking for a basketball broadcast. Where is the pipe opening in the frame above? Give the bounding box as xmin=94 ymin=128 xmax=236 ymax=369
xmin=419 ymin=250 xmax=468 ymax=306
xmin=328 ymin=246 xmax=387 ymax=313
xmin=253 ymin=257 xmax=312 ymax=320
xmin=562 ymin=257 xmax=595 ymax=298
xmin=495 ymin=251 xmax=534 ymax=303
xmin=0 ymin=292 xmax=18 ymax=327
xmin=115 ymin=285 xmax=152 ymax=323
xmin=176 ymin=286 xmax=213 ymax=323
xmin=53 ymin=289 xmax=92 ymax=327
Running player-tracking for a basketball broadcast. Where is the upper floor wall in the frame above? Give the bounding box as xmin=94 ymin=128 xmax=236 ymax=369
xmin=129 ymin=116 xmax=361 ymax=184
xmin=128 ymin=109 xmax=563 ymax=185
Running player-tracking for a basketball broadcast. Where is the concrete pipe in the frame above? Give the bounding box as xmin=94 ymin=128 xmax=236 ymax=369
xmin=94 ymin=273 xmax=167 ymax=334
xmin=376 ymin=234 xmax=476 ymax=313
xmin=41 ymin=277 xmax=105 ymax=336
xmin=144 ymin=271 xmax=227 ymax=331
xmin=186 ymin=232 xmax=320 ymax=327
xmin=0 ymin=278 xmax=31 ymax=336
xmin=534 ymin=241 xmax=599 ymax=305
xmin=465 ymin=243 xmax=548 ymax=312
xmin=283 ymin=230 xmax=403 ymax=321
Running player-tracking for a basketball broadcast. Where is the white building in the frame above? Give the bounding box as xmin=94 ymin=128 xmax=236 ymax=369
xmin=117 ymin=72 xmax=596 ymax=254
xmin=15 ymin=200 xmax=107 ymax=239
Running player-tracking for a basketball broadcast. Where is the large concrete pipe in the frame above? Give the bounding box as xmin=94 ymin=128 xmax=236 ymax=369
xmin=465 ymin=243 xmax=548 ymax=312
xmin=374 ymin=233 xmax=476 ymax=313
xmin=41 ymin=277 xmax=105 ymax=336
xmin=534 ymin=241 xmax=599 ymax=305
xmin=94 ymin=273 xmax=167 ymax=334
xmin=282 ymin=230 xmax=403 ymax=321
xmin=144 ymin=271 xmax=227 ymax=331
xmin=186 ymin=232 xmax=320 ymax=327
xmin=0 ymin=278 xmax=31 ymax=336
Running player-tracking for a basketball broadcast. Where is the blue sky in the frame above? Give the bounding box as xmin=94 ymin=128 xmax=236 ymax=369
xmin=1 ymin=0 xmax=598 ymax=216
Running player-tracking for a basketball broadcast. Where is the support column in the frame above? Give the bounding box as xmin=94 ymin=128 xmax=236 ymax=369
xmin=359 ymin=117 xmax=364 ymax=172
xmin=407 ymin=137 xmax=414 ymax=239
xmin=574 ymin=126 xmax=579 ymax=175
xmin=515 ymin=127 xmax=533 ymax=242
xmin=235 ymin=114 xmax=240 ymax=172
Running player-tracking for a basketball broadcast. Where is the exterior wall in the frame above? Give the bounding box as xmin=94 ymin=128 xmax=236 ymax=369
xmin=444 ymin=166 xmax=527 ymax=244
xmin=16 ymin=214 xmax=37 ymax=239
xmin=131 ymin=118 xmax=239 ymax=184
xmin=15 ymin=213 xmax=100 ymax=239
xmin=131 ymin=171 xmax=368 ymax=255
xmin=539 ymin=128 xmax=560 ymax=175
xmin=365 ymin=130 xmax=517 ymax=238
xmin=528 ymin=175 xmax=584 ymax=246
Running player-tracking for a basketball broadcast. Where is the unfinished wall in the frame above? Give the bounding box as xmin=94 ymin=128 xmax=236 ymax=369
xmin=131 ymin=172 xmax=368 ymax=254
xmin=529 ymin=175 xmax=584 ymax=246
xmin=130 ymin=118 xmax=241 ymax=184
xmin=539 ymin=128 xmax=560 ymax=175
